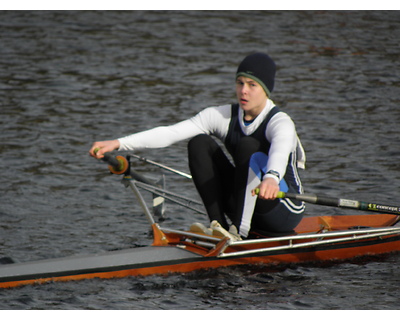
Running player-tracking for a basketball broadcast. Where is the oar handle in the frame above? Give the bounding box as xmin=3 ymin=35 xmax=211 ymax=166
xmin=94 ymin=148 xmax=129 ymax=175
xmin=102 ymin=153 xmax=121 ymax=168
xmin=277 ymin=191 xmax=339 ymax=206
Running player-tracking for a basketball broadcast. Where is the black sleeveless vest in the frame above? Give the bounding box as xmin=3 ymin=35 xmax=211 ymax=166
xmin=224 ymin=103 xmax=281 ymax=156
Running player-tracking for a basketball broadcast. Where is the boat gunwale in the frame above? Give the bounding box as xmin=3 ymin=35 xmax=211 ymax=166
xmin=160 ymin=225 xmax=400 ymax=255
xmin=229 ymin=226 xmax=400 ymax=246
xmin=218 ymin=228 xmax=400 ymax=258
xmin=162 ymin=225 xmax=400 ymax=243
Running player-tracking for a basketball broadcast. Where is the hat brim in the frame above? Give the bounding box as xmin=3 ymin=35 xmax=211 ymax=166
xmin=236 ymin=72 xmax=271 ymax=97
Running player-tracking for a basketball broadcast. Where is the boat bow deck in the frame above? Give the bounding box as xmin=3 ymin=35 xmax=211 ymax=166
xmin=0 ymin=246 xmax=202 ymax=284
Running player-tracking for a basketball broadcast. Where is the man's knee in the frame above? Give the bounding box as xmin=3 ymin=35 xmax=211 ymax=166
xmin=188 ymin=134 xmax=216 ymax=154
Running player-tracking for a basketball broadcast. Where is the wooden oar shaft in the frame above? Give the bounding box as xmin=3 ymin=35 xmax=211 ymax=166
xmin=277 ymin=191 xmax=400 ymax=215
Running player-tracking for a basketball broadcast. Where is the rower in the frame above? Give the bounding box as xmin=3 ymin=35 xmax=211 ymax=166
xmin=89 ymin=52 xmax=306 ymax=241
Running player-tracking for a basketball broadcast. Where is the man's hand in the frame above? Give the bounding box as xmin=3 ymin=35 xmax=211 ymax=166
xmin=89 ymin=140 xmax=120 ymax=159
xmin=252 ymin=177 xmax=280 ymax=200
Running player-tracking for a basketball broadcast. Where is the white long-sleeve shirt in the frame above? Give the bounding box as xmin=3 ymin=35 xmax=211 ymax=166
xmin=118 ymin=99 xmax=305 ymax=182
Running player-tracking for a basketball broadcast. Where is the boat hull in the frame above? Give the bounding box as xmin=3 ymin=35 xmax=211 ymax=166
xmin=1 ymin=214 xmax=399 ymax=289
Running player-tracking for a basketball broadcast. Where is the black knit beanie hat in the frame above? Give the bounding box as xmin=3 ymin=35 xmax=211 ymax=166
xmin=236 ymin=53 xmax=276 ymax=97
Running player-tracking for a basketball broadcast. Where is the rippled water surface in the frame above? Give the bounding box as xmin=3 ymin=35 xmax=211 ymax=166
xmin=1 ymin=11 xmax=400 ymax=310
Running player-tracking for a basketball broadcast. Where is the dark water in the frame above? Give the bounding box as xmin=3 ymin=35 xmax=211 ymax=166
xmin=1 ymin=11 xmax=400 ymax=310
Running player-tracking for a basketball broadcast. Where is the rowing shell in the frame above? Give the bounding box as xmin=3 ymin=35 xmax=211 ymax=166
xmin=1 ymin=214 xmax=399 ymax=289
xmin=1 ymin=154 xmax=399 ymax=289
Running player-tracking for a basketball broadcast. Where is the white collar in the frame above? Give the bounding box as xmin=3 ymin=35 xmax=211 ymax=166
xmin=238 ymin=99 xmax=275 ymax=135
